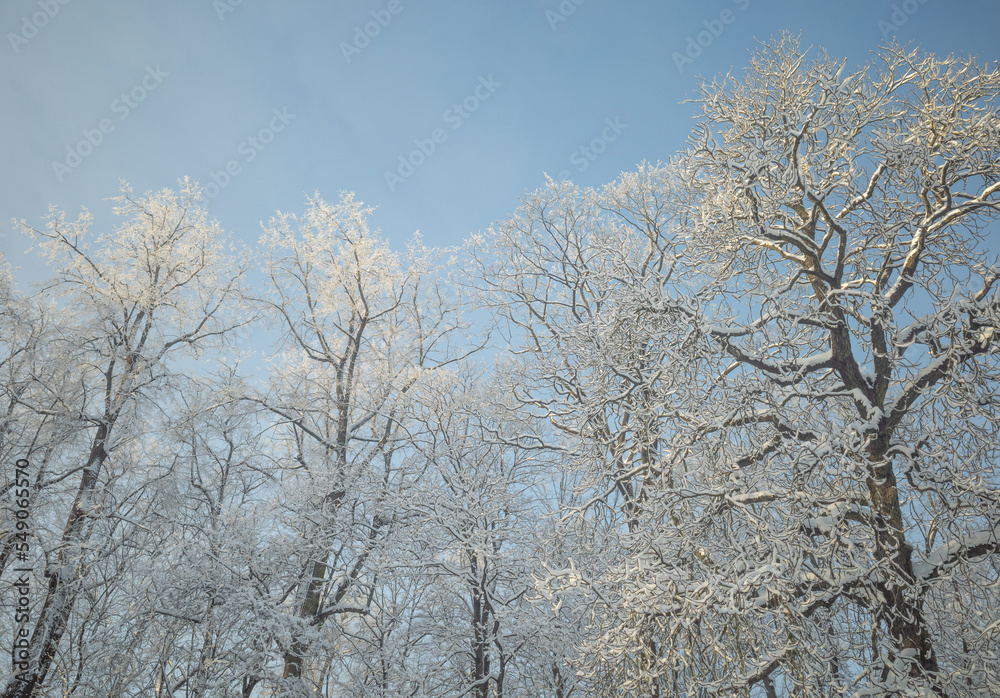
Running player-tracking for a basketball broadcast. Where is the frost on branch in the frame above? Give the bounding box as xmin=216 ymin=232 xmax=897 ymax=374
xmin=3 ymin=36 xmax=1000 ymax=698
xmin=488 ymin=36 xmax=1000 ymax=696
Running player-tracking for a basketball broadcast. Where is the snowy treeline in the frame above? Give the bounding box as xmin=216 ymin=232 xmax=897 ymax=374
xmin=3 ymin=37 xmax=1000 ymax=697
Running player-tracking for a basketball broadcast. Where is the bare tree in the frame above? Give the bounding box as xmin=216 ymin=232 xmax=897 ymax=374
xmin=248 ymin=193 xmax=473 ymax=695
xmin=474 ymin=168 xmax=712 ymax=696
xmin=527 ymin=38 xmax=1000 ymax=696
xmin=401 ymin=368 xmax=551 ymax=698
xmin=1 ymin=180 xmax=248 ymax=698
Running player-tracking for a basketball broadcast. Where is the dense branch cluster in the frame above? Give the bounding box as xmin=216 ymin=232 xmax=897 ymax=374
xmin=2 ymin=38 xmax=999 ymax=697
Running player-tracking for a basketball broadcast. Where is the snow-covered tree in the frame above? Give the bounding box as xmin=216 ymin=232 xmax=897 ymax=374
xmin=1 ymin=181 xmax=249 ymax=698
xmin=395 ymin=367 xmax=563 ymax=697
xmin=474 ymin=167 xmax=717 ymax=696
xmin=519 ymin=37 xmax=1000 ymax=696
xmin=246 ymin=193 xmax=477 ymax=696
xmin=5 ymin=36 xmax=999 ymax=698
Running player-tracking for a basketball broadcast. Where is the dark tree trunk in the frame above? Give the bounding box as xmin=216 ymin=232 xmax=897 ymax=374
xmin=2 ymin=425 xmax=109 ymax=698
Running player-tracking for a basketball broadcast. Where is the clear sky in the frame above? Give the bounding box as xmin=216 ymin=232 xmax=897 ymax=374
xmin=2 ymin=0 xmax=999 ymax=283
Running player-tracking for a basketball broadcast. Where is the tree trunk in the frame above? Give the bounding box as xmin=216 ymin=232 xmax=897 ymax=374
xmin=470 ymin=552 xmax=491 ymax=698
xmin=282 ymin=557 xmax=329 ymax=679
xmin=2 ymin=425 xmax=109 ymax=698
xmin=866 ymin=431 xmax=940 ymax=686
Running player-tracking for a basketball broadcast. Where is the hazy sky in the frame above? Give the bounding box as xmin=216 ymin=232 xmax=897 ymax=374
xmin=2 ymin=0 xmax=998 ymax=283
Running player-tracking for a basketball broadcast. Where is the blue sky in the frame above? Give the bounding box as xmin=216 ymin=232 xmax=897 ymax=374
xmin=2 ymin=0 xmax=999 ymax=283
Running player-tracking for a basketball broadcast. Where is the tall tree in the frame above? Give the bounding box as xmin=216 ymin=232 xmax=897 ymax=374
xmin=531 ymin=38 xmax=1000 ymax=696
xmin=474 ymin=168 xmax=711 ymax=696
xmin=402 ymin=368 xmax=552 ymax=698
xmin=1 ymin=181 xmax=248 ymax=698
xmin=249 ymin=193 xmax=473 ymax=695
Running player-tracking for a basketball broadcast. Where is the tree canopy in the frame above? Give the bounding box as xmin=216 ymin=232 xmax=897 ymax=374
xmin=3 ymin=38 xmax=1000 ymax=697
